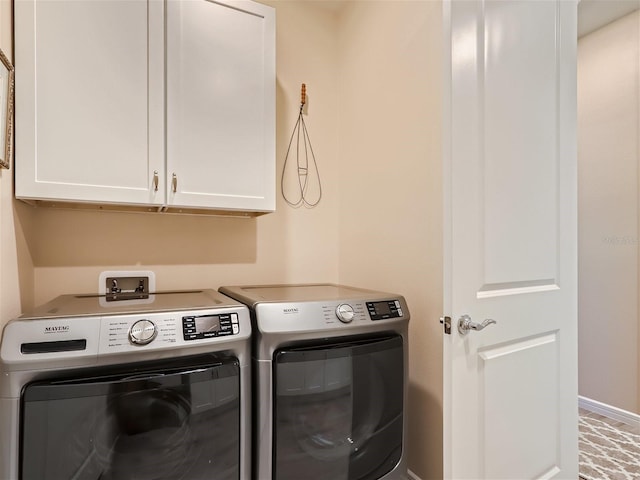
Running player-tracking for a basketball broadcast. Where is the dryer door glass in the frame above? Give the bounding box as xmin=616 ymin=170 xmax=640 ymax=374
xmin=274 ymin=335 xmax=404 ymax=480
xmin=21 ymin=354 xmax=240 ymax=480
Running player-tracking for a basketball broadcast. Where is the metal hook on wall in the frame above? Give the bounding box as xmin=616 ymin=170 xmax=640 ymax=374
xmin=281 ymin=83 xmax=322 ymax=208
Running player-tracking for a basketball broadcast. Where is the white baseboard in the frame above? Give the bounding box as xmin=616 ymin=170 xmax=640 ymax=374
xmin=579 ymin=395 xmax=640 ymax=427
xmin=407 ymin=470 xmax=422 ymax=480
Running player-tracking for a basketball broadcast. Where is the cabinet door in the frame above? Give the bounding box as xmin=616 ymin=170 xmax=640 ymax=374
xmin=166 ymin=0 xmax=275 ymax=213
xmin=14 ymin=0 xmax=164 ymax=206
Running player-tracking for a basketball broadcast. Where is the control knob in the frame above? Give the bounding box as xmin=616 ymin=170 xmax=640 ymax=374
xmin=336 ymin=304 xmax=355 ymax=323
xmin=129 ymin=319 xmax=157 ymax=345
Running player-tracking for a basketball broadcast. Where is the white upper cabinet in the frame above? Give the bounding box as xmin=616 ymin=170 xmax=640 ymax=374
xmin=14 ymin=0 xmax=164 ymax=207
xmin=14 ymin=0 xmax=275 ymax=214
xmin=166 ymin=0 xmax=275 ymax=212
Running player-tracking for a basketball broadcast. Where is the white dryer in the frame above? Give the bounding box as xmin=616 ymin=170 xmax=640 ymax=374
xmin=219 ymin=283 xmax=410 ymax=480
xmin=0 ymin=289 xmax=251 ymax=480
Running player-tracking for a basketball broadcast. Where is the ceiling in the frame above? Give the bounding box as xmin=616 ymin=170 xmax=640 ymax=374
xmin=311 ymin=0 xmax=639 ymax=38
xmin=578 ymin=0 xmax=640 ymax=37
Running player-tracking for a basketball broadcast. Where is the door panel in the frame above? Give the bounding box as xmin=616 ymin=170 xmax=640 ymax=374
xmin=482 ymin=1 xmax=559 ymax=290
xmin=481 ymin=332 xmax=560 ymax=478
xmin=444 ymin=1 xmax=578 ymax=478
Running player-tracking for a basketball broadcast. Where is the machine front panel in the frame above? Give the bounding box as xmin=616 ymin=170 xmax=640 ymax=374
xmin=272 ymin=335 xmax=404 ymax=480
xmin=20 ymin=355 xmax=241 ymax=480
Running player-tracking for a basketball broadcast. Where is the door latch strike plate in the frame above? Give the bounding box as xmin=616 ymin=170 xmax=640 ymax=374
xmin=440 ymin=316 xmax=452 ymax=335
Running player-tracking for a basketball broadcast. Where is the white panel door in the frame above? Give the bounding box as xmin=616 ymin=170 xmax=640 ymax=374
xmin=443 ymin=1 xmax=578 ymax=478
xmin=166 ymin=0 xmax=275 ymax=212
xmin=14 ymin=0 xmax=165 ymax=206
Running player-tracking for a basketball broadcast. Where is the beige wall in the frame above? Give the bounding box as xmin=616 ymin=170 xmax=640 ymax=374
xmin=337 ymin=2 xmax=443 ymax=478
xmin=578 ymin=10 xmax=640 ymax=414
xmin=0 ymin=1 xmax=34 ymax=324
xmin=3 ymin=2 xmax=444 ymax=478
xmin=26 ymin=1 xmax=342 ymax=306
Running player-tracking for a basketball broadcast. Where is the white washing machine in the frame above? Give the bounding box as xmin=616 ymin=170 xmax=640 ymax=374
xmin=218 ymin=283 xmax=410 ymax=480
xmin=0 ymin=289 xmax=251 ymax=480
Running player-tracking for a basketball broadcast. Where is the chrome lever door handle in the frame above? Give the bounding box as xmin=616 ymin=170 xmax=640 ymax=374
xmin=457 ymin=315 xmax=497 ymax=335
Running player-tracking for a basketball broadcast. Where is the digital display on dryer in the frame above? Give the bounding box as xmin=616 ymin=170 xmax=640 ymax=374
xmin=374 ymin=302 xmax=391 ymax=316
xmin=183 ymin=313 xmax=239 ymax=340
xmin=195 ymin=316 xmax=221 ymax=334
xmin=366 ymin=300 xmax=403 ymax=321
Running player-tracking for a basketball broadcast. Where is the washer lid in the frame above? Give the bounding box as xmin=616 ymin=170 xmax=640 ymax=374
xmin=218 ymin=283 xmax=400 ymax=308
xmin=18 ymin=289 xmax=243 ymax=320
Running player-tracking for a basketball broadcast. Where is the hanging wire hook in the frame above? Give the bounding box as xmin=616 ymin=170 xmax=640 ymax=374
xmin=281 ymin=83 xmax=322 ymax=208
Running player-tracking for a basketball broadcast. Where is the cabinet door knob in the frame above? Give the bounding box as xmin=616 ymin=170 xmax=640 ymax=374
xmin=172 ymin=173 xmax=177 ymax=193
xmin=153 ymin=171 xmax=159 ymax=192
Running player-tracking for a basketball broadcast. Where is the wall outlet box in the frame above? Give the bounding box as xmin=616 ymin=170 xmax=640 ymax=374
xmin=98 ymin=270 xmax=157 ymax=299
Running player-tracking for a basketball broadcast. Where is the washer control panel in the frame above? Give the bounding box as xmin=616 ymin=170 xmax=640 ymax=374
xmin=182 ymin=313 xmax=240 ymax=341
xmin=98 ymin=307 xmax=248 ymax=354
xmin=2 ymin=300 xmax=250 ymax=365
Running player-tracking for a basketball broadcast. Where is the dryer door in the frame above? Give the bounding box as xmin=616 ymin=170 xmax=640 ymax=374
xmin=274 ymin=335 xmax=404 ymax=480
xmin=21 ymin=354 xmax=240 ymax=480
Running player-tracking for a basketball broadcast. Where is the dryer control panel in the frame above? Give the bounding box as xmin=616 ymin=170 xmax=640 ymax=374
xmin=366 ymin=300 xmax=404 ymax=321
xmin=253 ymin=297 xmax=409 ymax=334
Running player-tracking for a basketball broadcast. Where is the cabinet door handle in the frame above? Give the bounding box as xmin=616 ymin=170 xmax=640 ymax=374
xmin=172 ymin=173 xmax=177 ymax=193
xmin=153 ymin=171 xmax=159 ymax=192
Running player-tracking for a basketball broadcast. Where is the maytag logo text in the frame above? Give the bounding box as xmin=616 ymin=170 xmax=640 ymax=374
xmin=44 ymin=325 xmax=70 ymax=334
